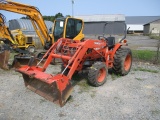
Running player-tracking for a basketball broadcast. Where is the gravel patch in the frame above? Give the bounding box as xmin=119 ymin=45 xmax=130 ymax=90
xmin=0 ymin=61 xmax=160 ymax=120
xmin=1 ymin=35 xmax=159 ymax=120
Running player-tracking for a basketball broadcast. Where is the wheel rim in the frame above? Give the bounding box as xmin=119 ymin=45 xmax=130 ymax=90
xmin=29 ymin=47 xmax=35 ymax=53
xmin=124 ymin=54 xmax=131 ymax=71
xmin=97 ymin=68 xmax=106 ymax=82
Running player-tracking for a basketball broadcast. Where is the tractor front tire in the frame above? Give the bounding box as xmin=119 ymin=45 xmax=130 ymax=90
xmin=113 ymin=47 xmax=132 ymax=75
xmin=88 ymin=62 xmax=108 ymax=87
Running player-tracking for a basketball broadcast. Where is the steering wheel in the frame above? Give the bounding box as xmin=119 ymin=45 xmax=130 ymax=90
xmin=98 ymin=36 xmax=107 ymax=40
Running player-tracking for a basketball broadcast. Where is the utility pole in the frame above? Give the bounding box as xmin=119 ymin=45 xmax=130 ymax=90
xmin=72 ymin=0 xmax=74 ymax=17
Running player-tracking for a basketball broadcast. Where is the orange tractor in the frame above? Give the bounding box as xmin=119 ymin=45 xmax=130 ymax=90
xmin=16 ymin=22 xmax=132 ymax=107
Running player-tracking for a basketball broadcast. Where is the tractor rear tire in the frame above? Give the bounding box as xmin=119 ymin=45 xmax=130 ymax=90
xmin=88 ymin=62 xmax=108 ymax=87
xmin=113 ymin=47 xmax=132 ymax=75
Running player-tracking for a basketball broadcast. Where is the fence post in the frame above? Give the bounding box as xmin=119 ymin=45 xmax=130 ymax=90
xmin=155 ymin=39 xmax=160 ymax=64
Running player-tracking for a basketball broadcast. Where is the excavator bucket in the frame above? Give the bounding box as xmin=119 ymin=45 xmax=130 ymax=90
xmin=0 ymin=50 xmax=10 ymax=70
xmin=17 ymin=66 xmax=73 ymax=107
xmin=12 ymin=55 xmax=40 ymax=68
xmin=12 ymin=55 xmax=32 ymax=68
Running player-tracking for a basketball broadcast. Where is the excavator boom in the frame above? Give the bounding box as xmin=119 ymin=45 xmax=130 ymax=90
xmin=0 ymin=0 xmax=52 ymax=48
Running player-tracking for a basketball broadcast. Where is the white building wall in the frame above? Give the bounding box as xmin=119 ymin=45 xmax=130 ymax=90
xmin=75 ymin=14 xmax=125 ymax=22
xmin=127 ymin=24 xmax=143 ymax=31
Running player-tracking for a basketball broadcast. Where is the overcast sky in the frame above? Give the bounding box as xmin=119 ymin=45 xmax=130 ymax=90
xmin=1 ymin=0 xmax=160 ymax=21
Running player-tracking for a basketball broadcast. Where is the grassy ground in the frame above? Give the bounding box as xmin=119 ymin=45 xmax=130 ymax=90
xmin=132 ymin=50 xmax=160 ymax=64
xmin=149 ymin=35 xmax=160 ymax=40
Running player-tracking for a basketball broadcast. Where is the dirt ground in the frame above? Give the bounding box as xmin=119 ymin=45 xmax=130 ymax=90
xmin=0 ymin=35 xmax=160 ymax=120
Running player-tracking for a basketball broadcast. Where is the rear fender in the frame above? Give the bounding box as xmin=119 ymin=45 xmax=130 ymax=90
xmin=110 ymin=43 xmax=121 ymax=58
xmin=106 ymin=43 xmax=121 ymax=68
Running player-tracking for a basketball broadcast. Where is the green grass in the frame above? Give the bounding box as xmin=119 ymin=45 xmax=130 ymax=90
xmin=72 ymin=73 xmax=94 ymax=95
xmin=90 ymin=90 xmax=96 ymax=98
xmin=72 ymin=74 xmax=97 ymax=98
xmin=111 ymin=73 xmax=121 ymax=81
xmin=77 ymin=80 xmax=92 ymax=94
xmin=149 ymin=35 xmax=160 ymax=40
xmin=132 ymin=50 xmax=160 ymax=62
xmin=135 ymin=77 xmax=144 ymax=81
xmin=133 ymin=67 xmax=159 ymax=73
xmin=151 ymin=109 xmax=160 ymax=116
xmin=39 ymin=98 xmax=47 ymax=103
xmin=58 ymin=112 xmax=66 ymax=117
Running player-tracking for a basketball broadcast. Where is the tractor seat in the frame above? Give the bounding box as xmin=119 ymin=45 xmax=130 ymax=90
xmin=106 ymin=37 xmax=115 ymax=49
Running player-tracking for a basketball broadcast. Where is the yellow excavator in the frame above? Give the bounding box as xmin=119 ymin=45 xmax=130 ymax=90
xmin=0 ymin=13 xmax=37 ymax=69
xmin=0 ymin=13 xmax=17 ymax=69
xmin=0 ymin=0 xmax=84 ymax=69
xmin=11 ymin=29 xmax=36 ymax=53
xmin=0 ymin=13 xmax=36 ymax=53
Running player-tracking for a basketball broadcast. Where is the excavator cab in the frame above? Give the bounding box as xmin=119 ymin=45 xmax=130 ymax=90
xmin=53 ymin=17 xmax=84 ymax=42
xmin=36 ymin=17 xmax=85 ymax=59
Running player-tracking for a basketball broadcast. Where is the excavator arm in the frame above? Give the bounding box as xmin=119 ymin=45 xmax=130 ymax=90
xmin=0 ymin=13 xmax=17 ymax=45
xmin=0 ymin=0 xmax=52 ymax=49
xmin=0 ymin=13 xmax=12 ymax=70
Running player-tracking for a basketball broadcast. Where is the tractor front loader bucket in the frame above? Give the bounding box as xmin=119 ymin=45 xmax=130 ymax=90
xmin=0 ymin=50 xmax=10 ymax=70
xmin=17 ymin=66 xmax=73 ymax=107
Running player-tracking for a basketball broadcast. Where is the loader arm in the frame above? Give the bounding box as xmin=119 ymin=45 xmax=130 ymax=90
xmin=0 ymin=0 xmax=52 ymax=49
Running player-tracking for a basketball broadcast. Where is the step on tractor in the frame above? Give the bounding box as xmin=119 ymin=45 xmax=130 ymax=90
xmin=16 ymin=21 xmax=132 ymax=107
